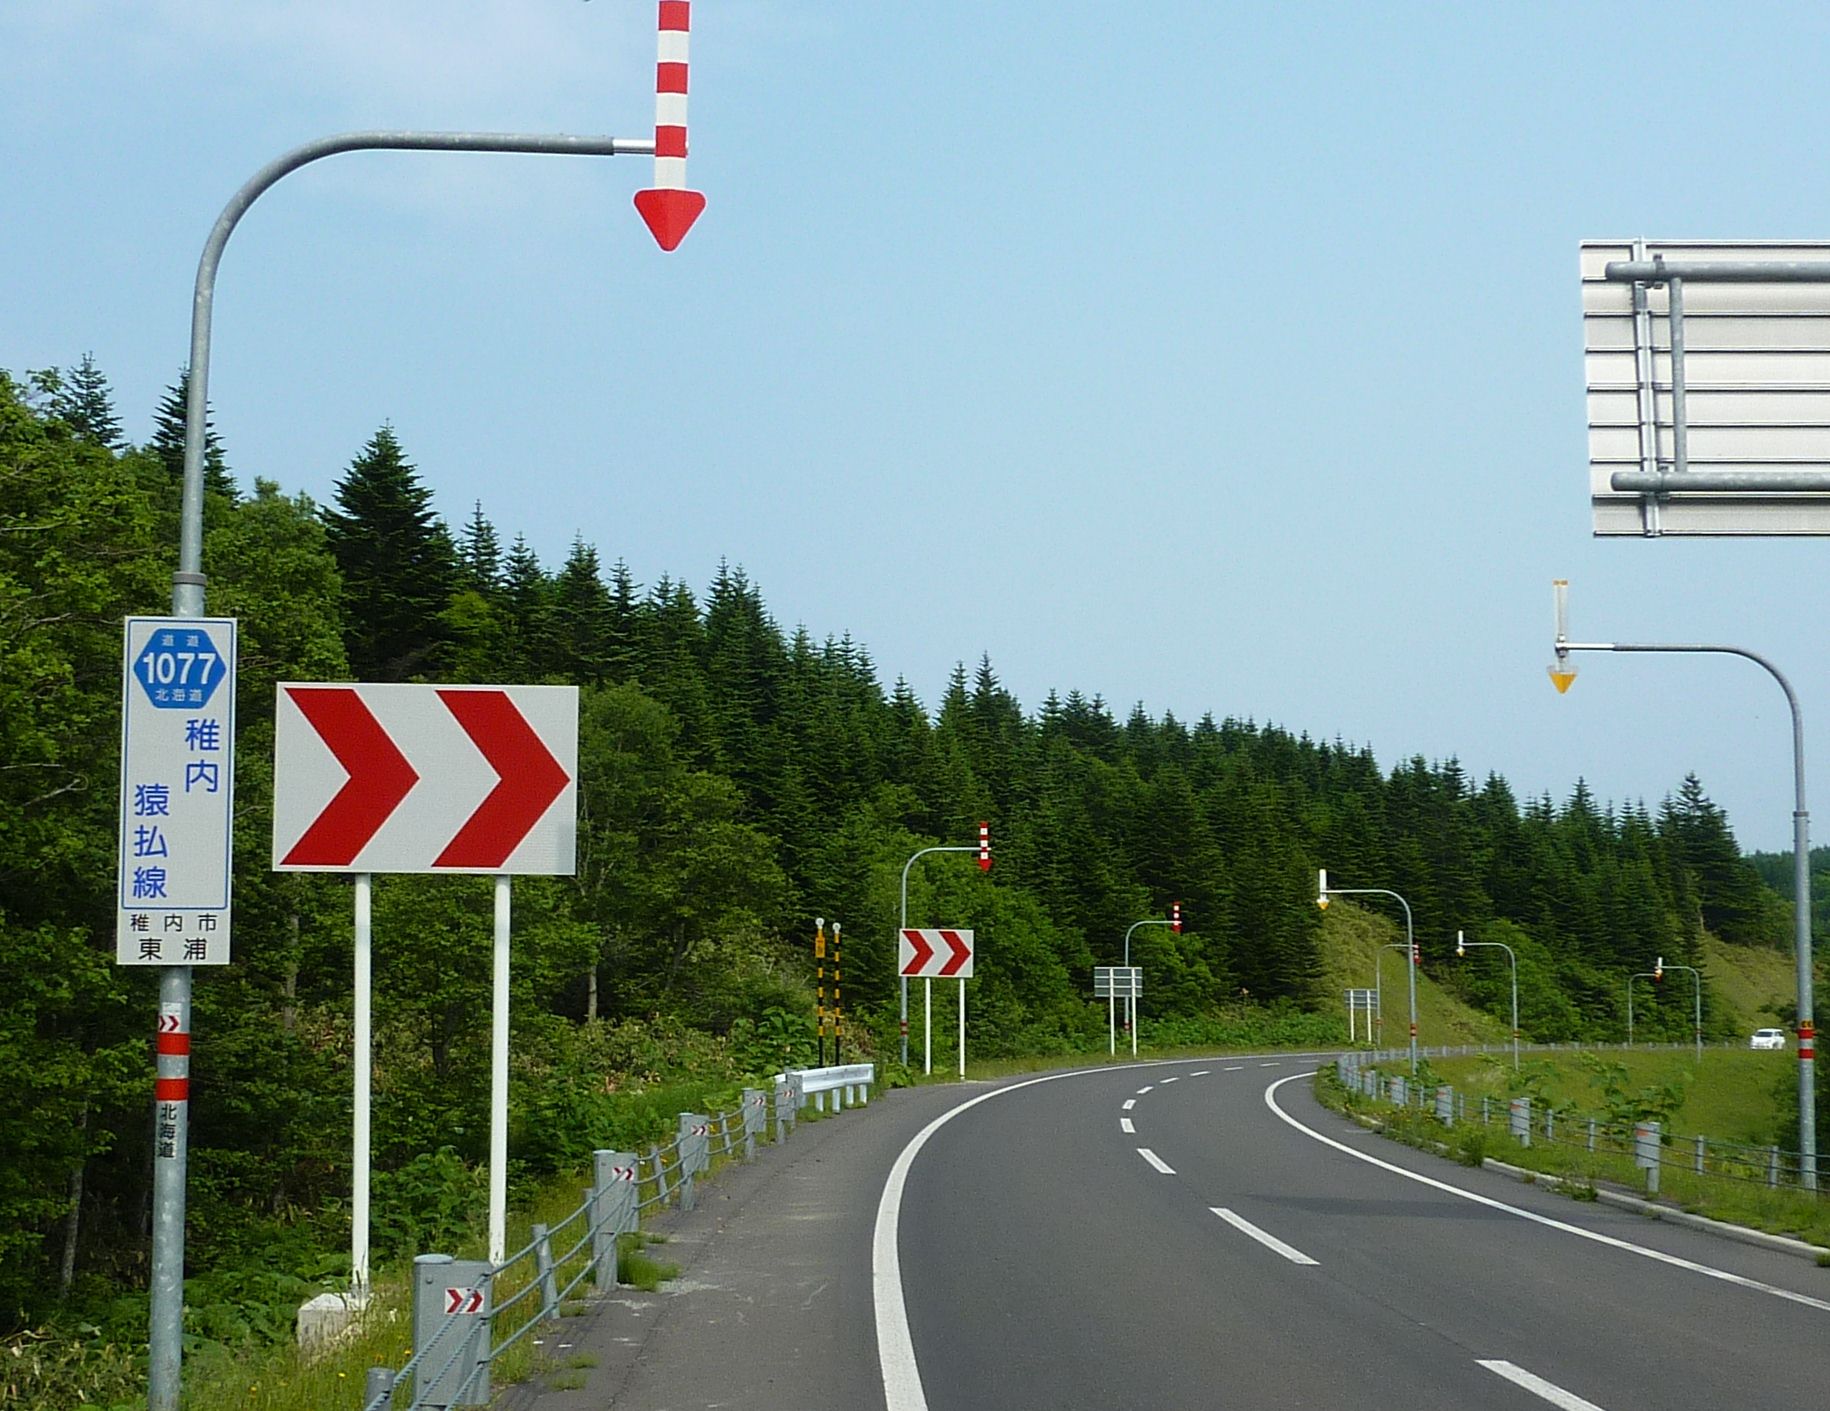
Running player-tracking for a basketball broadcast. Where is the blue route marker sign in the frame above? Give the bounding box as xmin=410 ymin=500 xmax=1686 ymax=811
xmin=117 ymin=617 xmax=238 ymax=965
xmin=132 ymin=627 xmax=228 ymax=710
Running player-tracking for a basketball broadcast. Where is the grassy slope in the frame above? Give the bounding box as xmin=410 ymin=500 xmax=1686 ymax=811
xmin=1422 ymin=1048 xmax=1790 ymax=1146
xmin=1699 ymin=933 xmax=1799 ymax=1032
xmin=1314 ymin=902 xmax=1508 ymax=1049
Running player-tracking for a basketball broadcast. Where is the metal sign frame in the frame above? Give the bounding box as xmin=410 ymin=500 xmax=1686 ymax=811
xmin=1583 ymin=238 xmax=1830 ymax=535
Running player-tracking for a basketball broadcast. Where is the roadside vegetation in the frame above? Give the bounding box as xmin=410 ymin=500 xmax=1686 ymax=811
xmin=1317 ymin=1049 xmax=1830 ymax=1250
xmin=4 ymin=359 xmax=1823 ymax=1406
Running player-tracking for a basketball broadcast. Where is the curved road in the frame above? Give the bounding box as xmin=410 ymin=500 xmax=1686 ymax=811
xmin=883 ymin=1056 xmax=1830 ymax=1410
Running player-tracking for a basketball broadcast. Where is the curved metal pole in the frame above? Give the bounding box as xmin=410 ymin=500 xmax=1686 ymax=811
xmin=1324 ymin=887 xmax=1416 ymax=1072
xmin=156 ymin=128 xmax=652 ymax=1411
xmin=1664 ymin=963 xmax=1704 ymax=1064
xmin=1458 ymin=936 xmax=1518 ymax=1070
xmin=177 ymin=130 xmax=653 ymax=595
xmin=899 ymin=844 xmax=976 ymax=1068
xmin=1559 ymin=638 xmax=1814 ymax=1190
xmin=1124 ymin=918 xmax=1174 ymax=1056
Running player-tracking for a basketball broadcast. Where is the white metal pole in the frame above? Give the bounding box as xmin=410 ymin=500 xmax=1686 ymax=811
xmin=924 ymin=977 xmax=931 ymax=1076
xmin=1509 ymin=952 xmax=1519 ymax=1072
xmin=489 ymin=875 xmax=511 ymax=1265
xmin=353 ymin=874 xmax=372 ymax=1296
xmin=1130 ymin=989 xmax=1137 ymax=1058
xmin=1109 ymin=993 xmax=1115 ymax=1055
xmin=958 ymin=977 xmax=966 ymax=1079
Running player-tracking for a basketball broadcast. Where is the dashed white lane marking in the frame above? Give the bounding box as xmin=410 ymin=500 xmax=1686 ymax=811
xmin=1190 ymin=1069 xmax=1210 ymax=1076
xmin=1264 ymin=1073 xmax=1830 ymax=1315
xmin=1476 ymin=1361 xmax=1607 ymax=1410
xmin=1210 ymin=1207 xmax=1319 ymax=1266
xmin=1137 ymin=1147 xmax=1175 ymax=1174
xmin=1161 ymin=1076 xmax=1180 ymax=1084
xmin=1136 ymin=1085 xmax=1154 ymax=1094
xmin=1122 ymin=1099 xmax=1136 ymax=1111
xmin=1223 ymin=1065 xmax=1244 ymax=1072
xmin=875 ymin=1055 xmax=1340 ymax=1411
xmin=1258 ymin=1062 xmax=1279 ymax=1067
xmin=1120 ymin=1117 xmax=1135 ymax=1134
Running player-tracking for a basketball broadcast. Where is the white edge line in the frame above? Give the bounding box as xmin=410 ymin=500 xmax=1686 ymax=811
xmin=1477 ymin=1360 xmax=1607 ymax=1410
xmin=1263 ymin=1072 xmax=1830 ymax=1315
xmin=872 ymin=1052 xmax=1343 ymax=1411
xmin=1120 ymin=1117 xmax=1135 ymax=1134
xmin=1137 ymin=1146 xmax=1175 ymax=1174
xmin=1211 ymin=1207 xmax=1319 ymax=1265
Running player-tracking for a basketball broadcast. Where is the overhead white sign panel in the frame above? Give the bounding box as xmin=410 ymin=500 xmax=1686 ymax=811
xmin=1583 ymin=238 xmax=1830 ymax=535
xmin=272 ymin=683 xmax=577 ymax=875
xmin=117 ymin=617 xmax=237 ymax=965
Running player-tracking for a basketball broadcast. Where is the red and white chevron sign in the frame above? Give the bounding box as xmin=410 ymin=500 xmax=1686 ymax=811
xmin=271 ymin=684 xmax=577 ymax=875
xmin=609 ymin=1164 xmax=637 ymax=1183
xmin=444 ymin=1287 xmax=484 ymax=1315
xmin=900 ymin=928 xmax=974 ymax=979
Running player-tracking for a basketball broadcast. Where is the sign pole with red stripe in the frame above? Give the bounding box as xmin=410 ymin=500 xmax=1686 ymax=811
xmin=151 ymin=994 xmax=190 ymax=1396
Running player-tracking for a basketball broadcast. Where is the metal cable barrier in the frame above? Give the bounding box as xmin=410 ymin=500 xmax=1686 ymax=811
xmin=1336 ymin=1048 xmax=1824 ymax=1201
xmin=357 ymin=1065 xmax=871 ymax=1409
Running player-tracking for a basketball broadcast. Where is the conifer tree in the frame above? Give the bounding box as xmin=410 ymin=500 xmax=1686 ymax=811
xmin=457 ymin=501 xmax=503 ymax=596
xmin=321 ymin=425 xmax=456 ymax=680
xmin=552 ymin=537 xmax=615 ymax=682
xmin=149 ymin=369 xmax=235 ymax=499
xmin=47 ymin=353 xmax=124 ymax=448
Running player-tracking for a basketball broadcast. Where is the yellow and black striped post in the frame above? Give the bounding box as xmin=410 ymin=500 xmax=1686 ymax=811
xmin=814 ymin=918 xmax=827 ymax=1066
xmin=832 ymin=921 xmax=843 ymax=1064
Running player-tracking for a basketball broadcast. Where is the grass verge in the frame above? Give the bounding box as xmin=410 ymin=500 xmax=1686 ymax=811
xmin=1315 ymin=1067 xmax=1830 ymax=1250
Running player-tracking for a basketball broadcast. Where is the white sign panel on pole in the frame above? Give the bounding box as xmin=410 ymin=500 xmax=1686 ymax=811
xmin=116 ymin=617 xmax=237 ymax=965
xmin=271 ymin=683 xmax=578 ymax=875
xmin=899 ymin=927 xmax=974 ymax=979
xmin=1583 ymin=238 xmax=1830 ymax=535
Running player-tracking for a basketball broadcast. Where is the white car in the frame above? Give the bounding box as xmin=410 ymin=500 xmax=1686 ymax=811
xmin=1750 ymin=1028 xmax=1786 ymax=1050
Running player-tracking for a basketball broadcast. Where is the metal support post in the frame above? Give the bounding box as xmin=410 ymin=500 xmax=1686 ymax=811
xmin=900 ymin=843 xmax=979 ymax=1067
xmin=1554 ymin=623 xmax=1815 ymax=1188
xmin=1321 ymin=883 xmax=1417 ymax=1072
xmin=146 ymin=124 xmax=655 ymax=1411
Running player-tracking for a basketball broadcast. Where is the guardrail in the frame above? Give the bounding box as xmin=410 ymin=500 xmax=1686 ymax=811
xmin=358 ymin=1064 xmax=873 ymax=1410
xmin=785 ymin=1062 xmax=875 ymax=1113
xmin=1335 ymin=1048 xmax=1824 ymax=1198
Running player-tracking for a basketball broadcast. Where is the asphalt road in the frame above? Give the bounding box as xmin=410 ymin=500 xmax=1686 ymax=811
xmin=892 ymin=1057 xmax=1830 ymax=1411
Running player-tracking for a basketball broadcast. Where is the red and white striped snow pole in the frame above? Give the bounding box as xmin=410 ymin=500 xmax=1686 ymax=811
xmin=633 ymin=0 xmax=707 ymax=251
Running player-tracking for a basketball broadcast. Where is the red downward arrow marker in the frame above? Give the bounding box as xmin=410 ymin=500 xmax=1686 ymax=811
xmin=434 ymin=690 xmax=570 ymax=868
xmin=937 ymin=929 xmax=972 ymax=977
xmin=634 ymin=188 xmax=706 ymax=251
xmin=902 ymin=929 xmax=935 ymax=976
xmin=282 ymin=688 xmax=420 ymax=866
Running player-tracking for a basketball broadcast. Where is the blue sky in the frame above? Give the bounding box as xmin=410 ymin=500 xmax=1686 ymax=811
xmin=9 ymin=1 xmax=1830 ymax=853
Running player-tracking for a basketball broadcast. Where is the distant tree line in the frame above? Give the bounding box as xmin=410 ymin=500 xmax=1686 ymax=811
xmin=0 ymin=358 xmax=1797 ymax=1330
